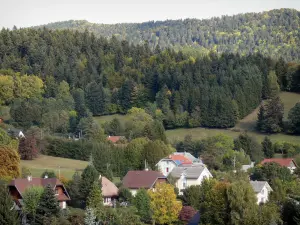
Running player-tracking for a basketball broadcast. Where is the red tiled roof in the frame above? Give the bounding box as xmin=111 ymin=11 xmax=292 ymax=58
xmin=9 ymin=177 xmax=70 ymax=201
xmin=261 ymin=158 xmax=296 ymax=167
xmin=168 ymin=155 xmax=193 ymax=164
xmin=122 ymin=171 xmax=166 ymax=189
xmin=107 ymin=136 xmax=123 ymax=143
xmin=101 ymin=176 xmax=119 ymax=197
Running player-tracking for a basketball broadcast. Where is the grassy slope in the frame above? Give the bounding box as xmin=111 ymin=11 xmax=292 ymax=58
xmin=94 ymin=92 xmax=300 ymax=144
xmin=21 ymin=155 xmax=89 ymax=179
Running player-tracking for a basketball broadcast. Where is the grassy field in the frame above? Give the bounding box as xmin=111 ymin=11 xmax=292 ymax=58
xmin=93 ymin=92 xmax=300 ymax=144
xmin=21 ymin=155 xmax=89 ymax=179
xmin=167 ymin=92 xmax=300 ymax=144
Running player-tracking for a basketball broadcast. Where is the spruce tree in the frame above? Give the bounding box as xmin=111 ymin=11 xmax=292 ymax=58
xmin=287 ymin=102 xmax=300 ymax=134
xmin=35 ymin=184 xmax=60 ymax=224
xmin=0 ymin=184 xmax=20 ymax=225
xmin=84 ymin=208 xmax=98 ymax=225
xmin=133 ymin=189 xmax=151 ymax=222
xmin=80 ymin=165 xmax=99 ymax=203
xmin=87 ymin=181 xmax=103 ymax=211
xmin=261 ymin=136 xmax=274 ymax=158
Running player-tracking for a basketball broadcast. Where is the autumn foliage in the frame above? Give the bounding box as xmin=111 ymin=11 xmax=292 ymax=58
xmin=148 ymin=183 xmax=182 ymax=224
xmin=0 ymin=145 xmax=20 ymax=179
xmin=18 ymin=136 xmax=38 ymax=160
xmin=179 ymin=206 xmax=197 ymax=224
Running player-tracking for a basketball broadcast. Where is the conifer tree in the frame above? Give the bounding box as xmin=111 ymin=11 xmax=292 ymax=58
xmin=133 ymin=189 xmax=151 ymax=222
xmin=261 ymin=136 xmax=274 ymax=158
xmin=0 ymin=184 xmax=20 ymax=225
xmin=35 ymin=184 xmax=60 ymax=224
xmin=84 ymin=208 xmax=98 ymax=225
xmin=80 ymin=165 xmax=99 ymax=202
xmin=87 ymin=181 xmax=103 ymax=213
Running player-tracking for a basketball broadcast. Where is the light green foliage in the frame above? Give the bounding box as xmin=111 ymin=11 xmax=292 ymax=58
xmin=124 ymin=137 xmax=149 ymax=170
xmin=23 ymin=186 xmax=44 ymax=219
xmin=87 ymin=181 xmax=103 ymax=216
xmin=0 ymin=75 xmax=14 ymax=104
xmin=227 ymin=181 xmax=258 ymax=225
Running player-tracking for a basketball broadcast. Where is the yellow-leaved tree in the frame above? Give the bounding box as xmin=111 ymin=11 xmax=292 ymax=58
xmin=148 ymin=182 xmax=182 ymax=225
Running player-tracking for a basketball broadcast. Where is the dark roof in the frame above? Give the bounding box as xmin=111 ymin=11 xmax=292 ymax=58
xmin=122 ymin=170 xmax=166 ymax=189
xmin=9 ymin=177 xmax=70 ymax=201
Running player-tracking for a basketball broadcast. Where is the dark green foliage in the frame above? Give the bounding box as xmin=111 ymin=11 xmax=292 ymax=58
xmin=251 ymin=162 xmax=293 ymax=183
xmin=0 ymin=27 xmax=287 ymax=129
xmin=287 ymin=102 xmax=300 ymax=134
xmin=234 ymin=133 xmax=264 ymax=162
xmin=66 ymin=172 xmax=82 ymax=208
xmin=181 ymin=185 xmax=201 ymax=210
xmin=79 ymin=165 xmax=99 ymax=203
xmin=0 ymin=184 xmax=20 ymax=225
xmin=36 ymin=184 xmax=60 ymax=224
xmin=41 ymin=170 xmax=56 ymax=178
xmin=133 ymin=189 xmax=151 ymax=222
xmin=45 ymin=137 xmax=92 ymax=161
xmin=257 ymin=97 xmax=284 ymax=133
xmin=282 ymin=199 xmax=300 ymax=225
xmin=261 ymin=136 xmax=274 ymax=158
xmin=118 ymin=187 xmax=133 ymax=203
xmin=39 ymin=9 xmax=300 ymax=61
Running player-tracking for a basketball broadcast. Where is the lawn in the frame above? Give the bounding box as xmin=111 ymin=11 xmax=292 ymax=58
xmin=20 ymin=155 xmax=89 ymax=179
xmin=93 ymin=92 xmax=300 ymax=144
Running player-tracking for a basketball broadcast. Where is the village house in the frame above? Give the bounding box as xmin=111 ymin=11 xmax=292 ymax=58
xmin=250 ymin=181 xmax=273 ymax=204
xmin=107 ymin=135 xmax=126 ymax=144
xmin=170 ymin=164 xmax=212 ymax=195
xmin=122 ymin=170 xmax=167 ymax=196
xmin=100 ymin=175 xmax=119 ymax=206
xmin=261 ymin=158 xmax=297 ymax=173
xmin=8 ymin=176 xmax=70 ymax=210
xmin=7 ymin=128 xmax=25 ymax=139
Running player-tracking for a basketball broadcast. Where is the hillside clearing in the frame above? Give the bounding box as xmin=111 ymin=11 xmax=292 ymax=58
xmin=20 ymin=155 xmax=89 ymax=179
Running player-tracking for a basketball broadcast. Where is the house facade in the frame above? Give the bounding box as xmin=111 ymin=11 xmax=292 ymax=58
xmin=156 ymin=153 xmax=194 ymax=176
xmin=122 ymin=170 xmax=167 ymax=196
xmin=250 ymin=181 xmax=273 ymax=204
xmin=100 ymin=176 xmax=119 ymax=206
xmin=170 ymin=165 xmax=212 ymax=195
xmin=8 ymin=176 xmax=70 ymax=210
xmin=261 ymin=158 xmax=297 ymax=173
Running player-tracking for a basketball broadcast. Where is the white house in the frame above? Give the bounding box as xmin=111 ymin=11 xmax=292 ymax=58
xmin=170 ymin=165 xmax=212 ymax=195
xmin=156 ymin=159 xmax=182 ymax=176
xmin=250 ymin=181 xmax=273 ymax=204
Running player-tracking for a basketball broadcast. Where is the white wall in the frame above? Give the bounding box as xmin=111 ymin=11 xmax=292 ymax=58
xmin=157 ymin=160 xmax=177 ymax=176
xmin=129 ymin=189 xmax=138 ymax=197
xmin=176 ymin=168 xmax=212 ymax=195
xmin=256 ymin=186 xmax=270 ymax=204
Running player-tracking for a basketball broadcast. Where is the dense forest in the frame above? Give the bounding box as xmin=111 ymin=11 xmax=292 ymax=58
xmin=37 ymin=8 xmax=300 ymax=61
xmin=0 ymin=27 xmax=299 ymax=130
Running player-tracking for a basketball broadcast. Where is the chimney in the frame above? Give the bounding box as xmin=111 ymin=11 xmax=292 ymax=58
xmin=27 ymin=175 xmax=32 ymax=182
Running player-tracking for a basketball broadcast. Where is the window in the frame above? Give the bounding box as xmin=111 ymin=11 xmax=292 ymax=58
xmin=55 ymin=189 xmax=59 ymax=195
xmin=261 ymin=189 xmax=264 ymax=195
xmin=166 ymin=167 xmax=169 ymax=173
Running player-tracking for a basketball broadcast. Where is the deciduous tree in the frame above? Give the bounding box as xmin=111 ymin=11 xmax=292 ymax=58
xmin=148 ymin=183 xmax=182 ymax=225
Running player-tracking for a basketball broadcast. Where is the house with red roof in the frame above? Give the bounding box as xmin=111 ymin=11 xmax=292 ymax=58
xmin=260 ymin=158 xmax=297 ymax=173
xmin=122 ymin=170 xmax=167 ymax=196
xmin=107 ymin=136 xmax=126 ymax=144
xmin=156 ymin=152 xmax=202 ymax=176
xmin=8 ymin=176 xmax=70 ymax=210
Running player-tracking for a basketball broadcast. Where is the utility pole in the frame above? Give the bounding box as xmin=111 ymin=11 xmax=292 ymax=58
xmin=233 ymin=155 xmax=236 ymax=173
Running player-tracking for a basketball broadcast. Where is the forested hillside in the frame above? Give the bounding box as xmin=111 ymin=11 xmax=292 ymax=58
xmin=37 ymin=8 xmax=300 ymax=61
xmin=0 ymin=28 xmax=299 ymax=130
